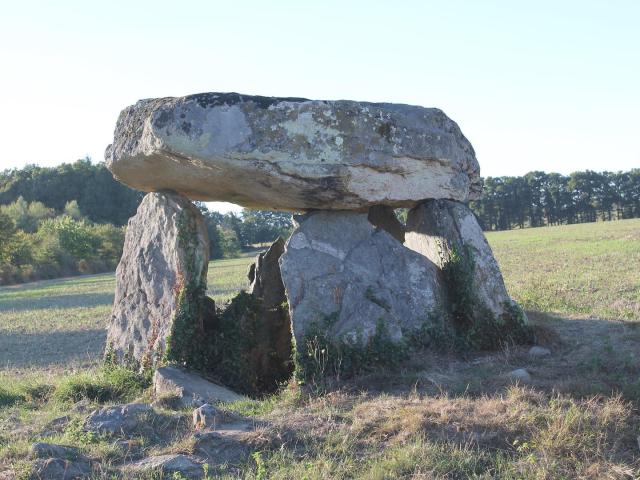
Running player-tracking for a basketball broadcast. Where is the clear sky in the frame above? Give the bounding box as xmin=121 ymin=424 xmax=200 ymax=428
xmin=1 ymin=0 xmax=638 ymax=213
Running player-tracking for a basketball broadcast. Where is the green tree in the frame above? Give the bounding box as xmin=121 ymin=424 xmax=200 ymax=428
xmin=63 ymin=200 xmax=83 ymax=220
xmin=0 ymin=196 xmax=55 ymax=232
xmin=38 ymin=216 xmax=100 ymax=260
xmin=0 ymin=213 xmax=17 ymax=263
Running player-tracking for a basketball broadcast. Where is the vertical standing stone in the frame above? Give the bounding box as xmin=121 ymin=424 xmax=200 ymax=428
xmin=405 ymin=199 xmax=526 ymax=325
xmin=245 ymin=237 xmax=293 ymax=391
xmin=106 ymin=191 xmax=209 ymax=368
xmin=279 ymin=210 xmax=444 ymax=348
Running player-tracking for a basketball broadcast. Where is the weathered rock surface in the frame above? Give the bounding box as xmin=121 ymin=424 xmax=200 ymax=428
xmin=507 ymin=368 xmax=532 ymax=383
xmin=154 ymin=365 xmax=246 ymax=407
xmin=106 ymin=191 xmax=209 ymax=367
xmin=405 ymin=199 xmax=524 ymax=323
xmin=30 ymin=443 xmax=82 ymax=460
xmin=248 ymin=237 xmax=286 ymax=304
xmin=29 ymin=443 xmax=92 ymax=480
xmin=40 ymin=416 xmax=71 ymax=437
xmin=125 ymin=454 xmax=203 ymax=479
xmin=279 ymin=210 xmax=444 ymax=346
xmin=192 ymin=403 xmax=221 ymax=430
xmin=246 ymin=237 xmax=293 ymax=391
xmin=84 ymin=403 xmax=152 ymax=435
xmin=192 ymin=430 xmax=253 ymax=465
xmin=29 ymin=458 xmax=92 ymax=480
xmin=367 ymin=205 xmax=405 ymax=243
xmin=528 ymin=346 xmax=551 ymax=358
xmin=106 ymin=92 xmax=481 ymax=210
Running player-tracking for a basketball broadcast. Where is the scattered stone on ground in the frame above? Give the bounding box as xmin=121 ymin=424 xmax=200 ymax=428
xmin=40 ymin=416 xmax=71 ymax=437
xmin=84 ymin=403 xmax=152 ymax=435
xmin=114 ymin=439 xmax=142 ymax=458
xmin=125 ymin=454 xmax=204 ymax=479
xmin=367 ymin=205 xmax=406 ymax=243
xmin=30 ymin=443 xmax=81 ymax=460
xmin=192 ymin=403 xmax=221 ymax=430
xmin=106 ymin=93 xmax=481 ymax=210
xmin=70 ymin=399 xmax=91 ymax=413
xmin=107 ymin=191 xmax=210 ymax=367
xmin=508 ymin=368 xmax=532 ymax=383
xmin=192 ymin=430 xmax=253 ymax=465
xmin=280 ymin=210 xmax=444 ymax=346
xmin=528 ymin=346 xmax=551 ymax=358
xmin=154 ymin=365 xmax=246 ymax=408
xmin=29 ymin=457 xmax=92 ymax=480
xmin=406 ymin=199 xmax=524 ymax=323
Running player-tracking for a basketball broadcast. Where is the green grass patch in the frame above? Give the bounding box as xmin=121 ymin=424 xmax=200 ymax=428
xmin=53 ymin=366 xmax=150 ymax=403
xmin=488 ymin=218 xmax=640 ymax=321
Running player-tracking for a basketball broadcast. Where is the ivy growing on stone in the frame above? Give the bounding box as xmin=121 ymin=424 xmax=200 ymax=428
xmin=442 ymin=244 xmax=534 ymax=349
xmin=295 ymin=314 xmax=409 ymax=386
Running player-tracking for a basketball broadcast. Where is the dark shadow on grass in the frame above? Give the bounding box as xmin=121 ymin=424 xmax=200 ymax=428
xmin=0 ymin=328 xmax=106 ymax=368
xmin=0 ymin=292 xmax=114 ymax=312
xmin=0 ymin=272 xmax=114 ymax=292
xmin=317 ymin=310 xmax=640 ymax=405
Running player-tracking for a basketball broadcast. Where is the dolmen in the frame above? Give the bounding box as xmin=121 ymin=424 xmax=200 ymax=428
xmin=105 ymin=92 xmax=531 ymax=393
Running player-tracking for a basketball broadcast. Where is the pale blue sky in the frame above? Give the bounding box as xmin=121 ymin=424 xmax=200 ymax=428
xmin=1 ymin=0 xmax=638 ymax=212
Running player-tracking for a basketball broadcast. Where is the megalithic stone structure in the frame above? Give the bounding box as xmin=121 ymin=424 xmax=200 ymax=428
xmin=104 ymin=92 xmax=529 ymax=390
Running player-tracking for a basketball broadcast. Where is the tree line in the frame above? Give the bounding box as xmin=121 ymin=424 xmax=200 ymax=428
xmin=2 ymin=160 xmax=639 ymax=284
xmin=0 ymin=160 xmax=292 ymax=284
xmin=469 ymin=170 xmax=640 ymax=230
xmin=0 ymin=197 xmax=125 ymax=284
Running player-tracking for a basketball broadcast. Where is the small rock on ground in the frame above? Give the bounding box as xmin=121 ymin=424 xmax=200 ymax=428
xmin=508 ymin=368 xmax=532 ymax=383
xmin=528 ymin=346 xmax=551 ymax=358
xmin=30 ymin=443 xmax=81 ymax=460
xmin=154 ymin=365 xmax=245 ymax=408
xmin=84 ymin=403 xmax=152 ymax=435
xmin=40 ymin=416 xmax=71 ymax=437
xmin=29 ymin=457 xmax=92 ymax=480
xmin=192 ymin=431 xmax=252 ymax=465
xmin=193 ymin=403 xmax=221 ymax=430
xmin=125 ymin=454 xmax=204 ymax=479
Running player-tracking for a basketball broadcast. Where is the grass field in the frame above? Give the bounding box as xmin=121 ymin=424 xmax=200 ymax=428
xmin=1 ymin=219 xmax=639 ymax=478
xmin=489 ymin=219 xmax=640 ymax=321
xmin=0 ymin=255 xmax=256 ymax=375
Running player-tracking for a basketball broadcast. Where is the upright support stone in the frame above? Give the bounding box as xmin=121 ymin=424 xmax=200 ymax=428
xmin=405 ymin=199 xmax=527 ymax=329
xmin=279 ymin=210 xmax=444 ymax=350
xmin=245 ymin=237 xmax=293 ymax=391
xmin=106 ymin=191 xmax=210 ymax=368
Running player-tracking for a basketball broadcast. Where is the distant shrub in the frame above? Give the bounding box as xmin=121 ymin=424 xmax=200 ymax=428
xmin=101 ymin=365 xmax=151 ymax=400
xmin=0 ymin=196 xmax=55 ymax=233
xmin=53 ymin=367 xmax=150 ymax=404
xmin=0 ymin=203 xmax=125 ymax=285
xmin=53 ymin=374 xmax=113 ymax=403
xmin=0 ymin=386 xmax=24 ymax=408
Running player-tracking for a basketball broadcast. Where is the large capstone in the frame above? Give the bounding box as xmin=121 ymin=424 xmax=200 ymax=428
xmin=106 ymin=92 xmax=481 ymax=211
xmin=106 ymin=191 xmax=210 ymax=367
xmin=405 ymin=200 xmax=527 ymax=328
xmin=279 ymin=210 xmax=444 ymax=350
